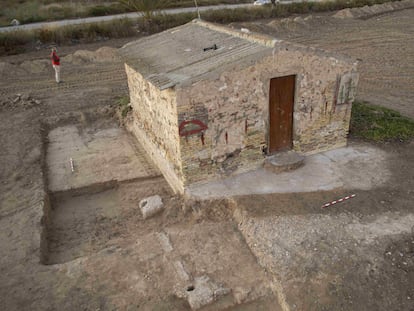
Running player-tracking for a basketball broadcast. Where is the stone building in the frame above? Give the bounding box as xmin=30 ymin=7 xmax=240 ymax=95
xmin=119 ymin=20 xmax=359 ymax=194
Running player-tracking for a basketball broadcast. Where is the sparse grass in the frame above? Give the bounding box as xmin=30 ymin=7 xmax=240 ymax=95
xmin=117 ymin=96 xmax=131 ymax=118
xmin=0 ymin=0 xmax=249 ymax=26
xmin=87 ymin=3 xmax=126 ymax=17
xmin=0 ymin=0 xmax=400 ymax=27
xmin=136 ymin=12 xmax=195 ymax=33
xmin=0 ymin=10 xmax=197 ymax=55
xmin=350 ymin=102 xmax=414 ymax=142
xmin=0 ymin=18 xmax=136 ymax=55
xmin=0 ymin=1 xmax=120 ymax=26
xmin=0 ymin=0 xmax=403 ymax=55
xmin=1 ymin=1 xmax=44 ymax=25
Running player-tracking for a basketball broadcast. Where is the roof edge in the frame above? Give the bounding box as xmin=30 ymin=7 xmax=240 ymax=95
xmin=193 ymin=19 xmax=277 ymax=48
xmin=193 ymin=19 xmax=358 ymax=66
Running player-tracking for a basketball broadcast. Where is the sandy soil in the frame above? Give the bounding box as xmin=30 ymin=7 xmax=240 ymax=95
xmin=0 ymin=3 xmax=413 ymax=311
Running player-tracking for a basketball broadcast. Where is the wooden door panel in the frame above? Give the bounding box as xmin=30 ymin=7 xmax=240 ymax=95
xmin=269 ymin=75 xmax=295 ymax=153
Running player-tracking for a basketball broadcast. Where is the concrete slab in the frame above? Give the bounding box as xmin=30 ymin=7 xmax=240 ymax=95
xmin=47 ymin=126 xmax=160 ymax=192
xmin=187 ymin=144 xmax=390 ymax=199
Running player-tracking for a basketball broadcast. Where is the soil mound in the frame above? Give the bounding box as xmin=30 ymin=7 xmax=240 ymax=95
xmin=333 ymin=8 xmax=355 ymax=18
xmin=333 ymin=0 xmax=414 ymax=19
xmin=69 ymin=47 xmax=120 ymax=64
xmin=20 ymin=59 xmax=49 ymax=73
xmin=0 ymin=62 xmax=26 ymax=76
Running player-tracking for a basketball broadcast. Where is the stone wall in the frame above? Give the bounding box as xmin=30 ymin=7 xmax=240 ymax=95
xmin=125 ymin=64 xmax=184 ymax=193
xmin=176 ymin=43 xmax=358 ymax=186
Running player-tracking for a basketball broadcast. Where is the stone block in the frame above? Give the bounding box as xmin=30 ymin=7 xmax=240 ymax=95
xmin=186 ymin=276 xmax=231 ymax=310
xmin=139 ymin=195 xmax=164 ymax=219
xmin=264 ymin=151 xmax=305 ymax=174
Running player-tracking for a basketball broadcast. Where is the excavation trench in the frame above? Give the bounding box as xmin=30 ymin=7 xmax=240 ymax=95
xmin=40 ymin=122 xmax=163 ymax=265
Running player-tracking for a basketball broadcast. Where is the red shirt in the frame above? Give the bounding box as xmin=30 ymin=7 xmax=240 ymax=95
xmin=51 ymin=51 xmax=60 ymax=66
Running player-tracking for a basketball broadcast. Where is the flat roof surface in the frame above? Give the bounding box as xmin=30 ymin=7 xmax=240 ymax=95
xmin=119 ymin=21 xmax=271 ymax=90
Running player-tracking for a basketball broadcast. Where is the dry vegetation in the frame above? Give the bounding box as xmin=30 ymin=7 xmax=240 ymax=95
xmin=0 ymin=0 xmax=250 ymax=26
xmin=0 ymin=0 xmax=403 ymax=56
xmin=350 ymin=102 xmax=414 ymax=142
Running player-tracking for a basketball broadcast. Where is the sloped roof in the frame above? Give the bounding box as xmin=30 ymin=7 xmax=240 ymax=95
xmin=119 ymin=20 xmax=274 ymax=90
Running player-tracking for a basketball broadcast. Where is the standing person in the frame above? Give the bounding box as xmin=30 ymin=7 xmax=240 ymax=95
xmin=50 ymin=47 xmax=61 ymax=83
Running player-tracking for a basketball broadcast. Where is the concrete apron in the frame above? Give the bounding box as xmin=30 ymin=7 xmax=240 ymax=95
xmin=186 ymin=143 xmax=390 ymax=199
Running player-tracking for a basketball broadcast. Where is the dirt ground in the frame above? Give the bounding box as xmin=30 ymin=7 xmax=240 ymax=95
xmin=233 ymin=1 xmax=414 ymax=118
xmin=0 ymin=4 xmax=413 ymax=311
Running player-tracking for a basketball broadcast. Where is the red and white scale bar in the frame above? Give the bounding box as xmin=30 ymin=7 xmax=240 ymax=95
xmin=322 ymin=194 xmax=356 ymax=208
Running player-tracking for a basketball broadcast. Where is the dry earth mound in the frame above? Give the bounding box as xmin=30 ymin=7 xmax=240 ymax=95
xmin=66 ymin=47 xmax=120 ymax=64
xmin=0 ymin=47 xmax=120 ymax=77
xmin=333 ymin=0 xmax=414 ymax=19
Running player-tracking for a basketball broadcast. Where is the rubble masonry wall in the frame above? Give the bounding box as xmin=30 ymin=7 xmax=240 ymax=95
xmin=125 ymin=64 xmax=184 ymax=193
xmin=176 ymin=45 xmax=358 ymax=186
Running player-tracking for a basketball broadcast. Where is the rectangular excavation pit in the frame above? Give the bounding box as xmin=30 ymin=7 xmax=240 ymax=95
xmin=44 ymin=187 xmax=122 ymax=265
xmin=42 ymin=177 xmax=170 ymax=265
xmin=46 ymin=125 xmax=160 ymax=192
xmin=41 ymin=124 xmax=167 ymax=264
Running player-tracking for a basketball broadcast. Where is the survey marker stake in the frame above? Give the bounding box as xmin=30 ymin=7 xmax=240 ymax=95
xmin=321 ymin=194 xmax=356 ymax=208
xmin=70 ymin=157 xmax=74 ymax=173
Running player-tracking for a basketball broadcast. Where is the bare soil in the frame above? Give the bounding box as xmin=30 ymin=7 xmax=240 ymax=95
xmin=0 ymin=4 xmax=413 ymax=311
xmin=232 ymin=4 xmax=414 ymax=118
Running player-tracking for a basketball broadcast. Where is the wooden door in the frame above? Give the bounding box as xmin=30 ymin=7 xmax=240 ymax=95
xmin=268 ymin=75 xmax=295 ymax=154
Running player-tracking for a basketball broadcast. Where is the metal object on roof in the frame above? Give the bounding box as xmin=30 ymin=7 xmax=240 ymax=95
xmin=119 ymin=20 xmax=272 ymax=90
